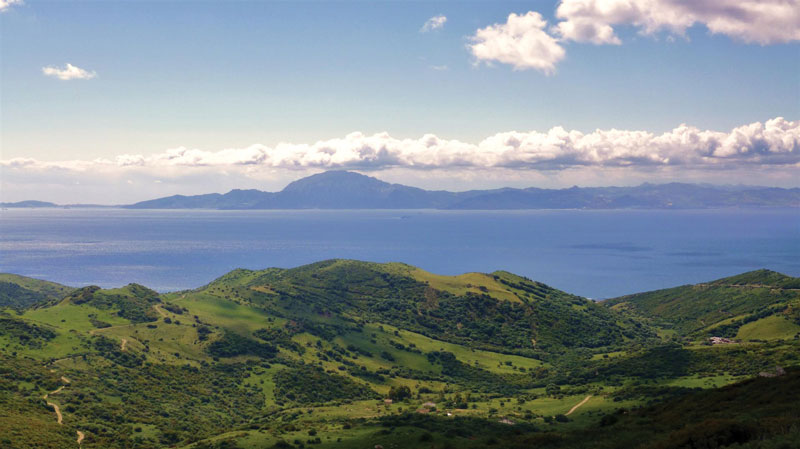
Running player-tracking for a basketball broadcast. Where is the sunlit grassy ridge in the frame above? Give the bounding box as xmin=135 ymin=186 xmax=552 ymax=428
xmin=604 ymin=269 xmax=800 ymax=339
xmin=0 ymin=273 xmax=75 ymax=310
xmin=1 ymin=262 xmax=798 ymax=448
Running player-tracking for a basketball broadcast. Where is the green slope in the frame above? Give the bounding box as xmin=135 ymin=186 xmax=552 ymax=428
xmin=1 ymin=262 xmax=798 ymax=449
xmin=199 ymin=259 xmax=654 ymax=354
xmin=603 ymin=269 xmax=800 ymax=339
xmin=0 ymin=273 xmax=74 ymax=310
xmin=505 ymin=366 xmax=800 ymax=449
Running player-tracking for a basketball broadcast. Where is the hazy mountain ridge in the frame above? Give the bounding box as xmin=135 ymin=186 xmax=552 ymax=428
xmin=4 ymin=171 xmax=799 ymax=209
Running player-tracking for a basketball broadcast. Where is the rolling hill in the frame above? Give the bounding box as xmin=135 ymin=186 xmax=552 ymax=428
xmin=603 ymin=269 xmax=800 ymax=340
xmin=1 ymin=263 xmax=798 ymax=449
xmin=0 ymin=274 xmax=75 ymax=310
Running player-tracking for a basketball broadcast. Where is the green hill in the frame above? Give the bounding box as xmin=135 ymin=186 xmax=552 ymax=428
xmin=196 ymin=259 xmax=654 ymax=354
xmin=1 ymin=262 xmax=798 ymax=449
xmin=603 ymin=269 xmax=800 ymax=340
xmin=0 ymin=273 xmax=74 ymax=310
xmin=500 ymin=366 xmax=800 ymax=449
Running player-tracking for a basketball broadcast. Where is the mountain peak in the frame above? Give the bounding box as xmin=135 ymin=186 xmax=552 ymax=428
xmin=281 ymin=171 xmax=388 ymax=193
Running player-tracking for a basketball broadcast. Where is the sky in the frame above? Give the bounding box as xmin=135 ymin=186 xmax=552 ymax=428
xmin=1 ymin=0 xmax=799 ymax=203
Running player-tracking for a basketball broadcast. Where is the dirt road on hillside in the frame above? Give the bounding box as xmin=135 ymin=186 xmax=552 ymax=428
xmin=566 ymin=395 xmax=592 ymax=416
xmin=154 ymin=304 xmax=168 ymax=317
xmin=43 ymin=385 xmax=65 ymax=424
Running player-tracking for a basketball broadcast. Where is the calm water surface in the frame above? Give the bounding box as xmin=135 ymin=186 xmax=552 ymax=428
xmin=1 ymin=208 xmax=798 ymax=298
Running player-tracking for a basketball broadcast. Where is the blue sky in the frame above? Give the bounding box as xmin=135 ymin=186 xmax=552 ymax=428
xmin=1 ymin=0 xmax=798 ymax=202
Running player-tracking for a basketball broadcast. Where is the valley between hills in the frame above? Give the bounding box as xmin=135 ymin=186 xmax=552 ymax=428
xmin=1 ymin=260 xmax=799 ymax=449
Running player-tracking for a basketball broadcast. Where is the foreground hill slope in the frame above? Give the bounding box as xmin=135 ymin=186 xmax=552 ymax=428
xmin=1 ymin=263 xmax=799 ymax=449
xmin=603 ymin=269 xmax=800 ymax=340
xmin=0 ymin=274 xmax=74 ymax=310
xmin=200 ymin=259 xmax=654 ymax=353
xmin=506 ymin=366 xmax=800 ymax=449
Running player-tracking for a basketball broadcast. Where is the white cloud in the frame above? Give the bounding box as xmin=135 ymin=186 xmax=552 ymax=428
xmin=42 ymin=63 xmax=97 ymax=81
xmin=554 ymin=0 xmax=800 ymax=45
xmin=421 ymin=15 xmax=447 ymax=32
xmin=471 ymin=1 xmax=799 ymax=71
xmin=3 ymin=118 xmax=798 ymax=203
xmin=0 ymin=0 xmax=23 ymax=13
xmin=3 ymin=118 xmax=797 ymax=174
xmin=469 ymin=12 xmax=565 ymax=74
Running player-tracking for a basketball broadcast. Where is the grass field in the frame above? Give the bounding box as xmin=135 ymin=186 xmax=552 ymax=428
xmin=737 ymin=314 xmax=800 ymax=341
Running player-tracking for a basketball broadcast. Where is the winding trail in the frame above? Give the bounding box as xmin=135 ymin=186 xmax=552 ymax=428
xmin=154 ymin=304 xmax=168 ymax=318
xmin=43 ymin=385 xmax=65 ymax=424
xmin=120 ymin=338 xmax=128 ymax=351
xmin=44 ymin=374 xmax=85 ymax=445
xmin=566 ymin=395 xmax=592 ymax=416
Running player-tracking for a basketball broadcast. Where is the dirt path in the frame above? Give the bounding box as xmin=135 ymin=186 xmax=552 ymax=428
xmin=120 ymin=338 xmax=128 ymax=351
xmin=566 ymin=395 xmax=592 ymax=416
xmin=44 ymin=372 xmax=85 ymax=445
xmin=46 ymin=400 xmax=63 ymax=424
xmin=43 ymin=385 xmax=65 ymax=425
xmin=154 ymin=304 xmax=168 ymax=317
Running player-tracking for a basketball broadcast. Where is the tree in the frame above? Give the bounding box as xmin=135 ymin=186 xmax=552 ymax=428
xmin=388 ymin=385 xmax=411 ymax=401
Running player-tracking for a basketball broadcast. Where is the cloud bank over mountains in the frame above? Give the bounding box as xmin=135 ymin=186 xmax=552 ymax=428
xmin=471 ymin=0 xmax=800 ymax=73
xmin=3 ymin=117 xmax=797 ymax=173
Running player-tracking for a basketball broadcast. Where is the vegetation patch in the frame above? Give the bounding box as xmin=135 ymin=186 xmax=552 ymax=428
xmin=273 ymin=365 xmax=378 ymax=404
xmin=207 ymin=331 xmax=278 ymax=359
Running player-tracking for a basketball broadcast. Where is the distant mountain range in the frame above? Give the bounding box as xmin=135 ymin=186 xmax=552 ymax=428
xmin=3 ymin=170 xmax=799 ymax=209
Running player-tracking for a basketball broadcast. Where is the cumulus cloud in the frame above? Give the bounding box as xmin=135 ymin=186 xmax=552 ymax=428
xmin=470 ymin=1 xmax=799 ymax=71
xmin=554 ymin=0 xmax=800 ymax=45
xmin=469 ymin=12 xmax=565 ymax=74
xmin=42 ymin=63 xmax=97 ymax=81
xmin=0 ymin=0 xmax=23 ymax=13
xmin=3 ymin=118 xmax=797 ymax=175
xmin=421 ymin=15 xmax=447 ymax=32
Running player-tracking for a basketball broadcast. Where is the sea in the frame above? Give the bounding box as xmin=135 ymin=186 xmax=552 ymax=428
xmin=1 ymin=208 xmax=798 ymax=299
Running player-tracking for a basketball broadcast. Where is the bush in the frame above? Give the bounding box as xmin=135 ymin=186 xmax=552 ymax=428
xmin=206 ymin=332 xmax=277 ymax=359
xmin=388 ymin=386 xmax=411 ymax=401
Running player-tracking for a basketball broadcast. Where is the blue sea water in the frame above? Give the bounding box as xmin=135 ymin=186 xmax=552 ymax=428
xmin=0 ymin=208 xmax=798 ymax=299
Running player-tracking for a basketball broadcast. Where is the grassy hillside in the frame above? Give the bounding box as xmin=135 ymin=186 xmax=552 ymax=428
xmin=0 ymin=273 xmax=74 ymax=310
xmin=201 ymin=259 xmax=655 ymax=355
xmin=603 ymin=269 xmax=800 ymax=339
xmin=1 ymin=262 xmax=798 ymax=449
xmin=501 ymin=366 xmax=800 ymax=449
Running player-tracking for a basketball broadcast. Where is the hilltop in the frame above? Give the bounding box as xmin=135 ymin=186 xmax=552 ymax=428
xmin=0 ymin=274 xmax=75 ymax=310
xmin=603 ymin=269 xmax=800 ymax=340
xmin=1 ymin=262 xmax=798 ymax=449
xmin=5 ymin=171 xmax=800 ymax=209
